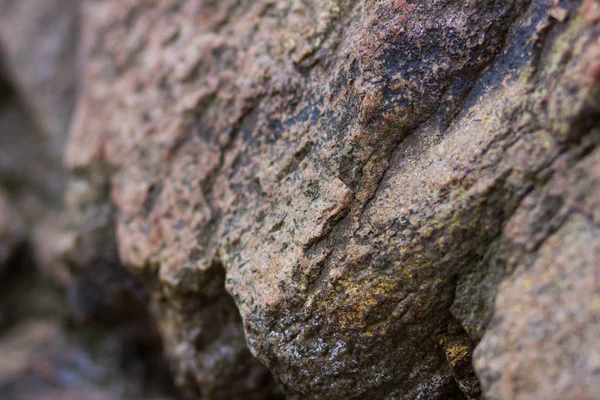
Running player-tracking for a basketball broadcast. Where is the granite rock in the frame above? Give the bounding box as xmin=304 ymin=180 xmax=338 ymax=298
xmin=54 ymin=0 xmax=600 ymax=398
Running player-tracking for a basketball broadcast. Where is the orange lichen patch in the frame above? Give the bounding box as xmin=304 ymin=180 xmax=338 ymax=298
xmin=326 ymin=272 xmax=398 ymax=335
xmin=439 ymin=337 xmax=471 ymax=367
xmin=396 ymin=263 xmax=415 ymax=279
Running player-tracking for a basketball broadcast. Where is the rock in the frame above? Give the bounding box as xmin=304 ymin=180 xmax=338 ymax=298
xmin=474 ymin=149 xmax=600 ymax=399
xmin=0 ymin=319 xmax=178 ymax=400
xmin=0 ymin=0 xmax=75 ymax=284
xmin=5 ymin=0 xmax=598 ymax=399
xmin=0 ymin=1 xmax=179 ymax=398
xmin=0 ymin=0 xmax=79 ymax=153
xmin=0 ymin=231 xmax=175 ymax=400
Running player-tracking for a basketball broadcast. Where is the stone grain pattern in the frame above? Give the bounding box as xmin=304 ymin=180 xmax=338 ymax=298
xmin=64 ymin=0 xmax=600 ymax=399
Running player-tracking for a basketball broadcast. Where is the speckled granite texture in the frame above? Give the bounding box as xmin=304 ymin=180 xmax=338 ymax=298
xmin=2 ymin=0 xmax=599 ymax=399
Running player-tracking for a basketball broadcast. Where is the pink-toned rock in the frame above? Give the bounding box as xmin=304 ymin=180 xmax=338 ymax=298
xmin=63 ymin=0 xmax=600 ymax=398
xmin=0 ymin=0 xmax=594 ymax=398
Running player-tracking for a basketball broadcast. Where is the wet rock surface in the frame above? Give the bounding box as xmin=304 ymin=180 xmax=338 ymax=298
xmin=1 ymin=0 xmax=599 ymax=399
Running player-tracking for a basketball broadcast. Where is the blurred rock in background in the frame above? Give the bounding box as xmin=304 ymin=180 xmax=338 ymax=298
xmin=0 ymin=1 xmax=179 ymax=398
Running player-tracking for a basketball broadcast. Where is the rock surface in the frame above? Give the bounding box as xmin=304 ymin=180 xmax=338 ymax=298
xmin=1 ymin=0 xmax=599 ymax=399
xmin=0 ymin=1 xmax=179 ymax=399
xmin=63 ymin=0 xmax=600 ymax=399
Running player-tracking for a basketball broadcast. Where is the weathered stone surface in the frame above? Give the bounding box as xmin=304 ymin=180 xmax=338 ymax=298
xmin=54 ymin=0 xmax=600 ymax=398
xmin=474 ymin=147 xmax=600 ymax=399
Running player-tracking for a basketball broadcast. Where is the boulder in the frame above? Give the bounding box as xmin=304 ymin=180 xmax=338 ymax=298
xmin=3 ymin=0 xmax=599 ymax=398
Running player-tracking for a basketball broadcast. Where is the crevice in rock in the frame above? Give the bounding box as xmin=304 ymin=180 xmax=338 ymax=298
xmin=151 ymin=258 xmax=286 ymax=400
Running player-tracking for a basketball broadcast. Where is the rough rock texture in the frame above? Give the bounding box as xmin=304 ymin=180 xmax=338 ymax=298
xmin=1 ymin=0 xmax=598 ymax=399
xmin=474 ymin=141 xmax=600 ymax=398
xmin=62 ymin=0 xmax=600 ymax=399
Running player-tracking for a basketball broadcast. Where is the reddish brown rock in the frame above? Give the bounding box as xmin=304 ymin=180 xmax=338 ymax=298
xmin=474 ymin=147 xmax=600 ymax=399
xmin=3 ymin=0 xmax=597 ymax=399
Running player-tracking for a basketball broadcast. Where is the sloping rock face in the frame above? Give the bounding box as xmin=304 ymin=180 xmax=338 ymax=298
xmin=64 ymin=0 xmax=599 ymax=399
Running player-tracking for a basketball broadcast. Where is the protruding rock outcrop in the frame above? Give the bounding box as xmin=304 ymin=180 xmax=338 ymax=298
xmin=2 ymin=0 xmax=599 ymax=399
